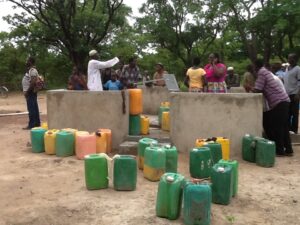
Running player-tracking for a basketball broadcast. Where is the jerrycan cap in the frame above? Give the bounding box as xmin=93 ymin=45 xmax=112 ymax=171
xmin=267 ymin=141 xmax=273 ymax=144
xmin=245 ymin=134 xmax=250 ymax=137
xmin=217 ymin=167 xmax=225 ymax=173
xmin=165 ymin=144 xmax=171 ymax=149
xmin=166 ymin=176 xmax=175 ymax=183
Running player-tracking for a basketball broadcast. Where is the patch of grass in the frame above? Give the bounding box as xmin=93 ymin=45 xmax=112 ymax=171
xmin=226 ymin=215 xmax=235 ymax=224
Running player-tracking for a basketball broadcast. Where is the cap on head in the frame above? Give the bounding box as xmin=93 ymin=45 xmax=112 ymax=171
xmin=227 ymin=67 xmax=234 ymax=71
xmin=156 ymin=62 xmax=164 ymax=68
xmin=89 ymin=50 xmax=98 ymax=57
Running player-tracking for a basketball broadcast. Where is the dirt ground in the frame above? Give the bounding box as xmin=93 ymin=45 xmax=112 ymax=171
xmin=0 ymin=92 xmax=299 ymax=225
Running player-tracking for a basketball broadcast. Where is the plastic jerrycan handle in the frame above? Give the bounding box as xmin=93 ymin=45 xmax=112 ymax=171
xmin=217 ymin=167 xmax=225 ymax=173
xmin=166 ymin=175 xmax=175 ymax=183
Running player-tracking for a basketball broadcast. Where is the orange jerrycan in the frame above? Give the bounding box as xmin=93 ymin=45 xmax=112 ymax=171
xmin=95 ymin=130 xmax=107 ymax=153
xmin=75 ymin=132 xmax=96 ymax=160
xmin=98 ymin=129 xmax=112 ymax=153
xmin=140 ymin=115 xmax=150 ymax=135
xmin=216 ymin=137 xmax=230 ymax=160
xmin=44 ymin=129 xmax=59 ymax=155
xmin=129 ymin=89 xmax=143 ymax=115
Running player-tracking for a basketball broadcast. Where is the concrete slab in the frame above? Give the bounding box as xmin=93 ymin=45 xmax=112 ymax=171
xmin=170 ymin=92 xmax=263 ymax=158
xmin=47 ymin=90 xmax=129 ymax=151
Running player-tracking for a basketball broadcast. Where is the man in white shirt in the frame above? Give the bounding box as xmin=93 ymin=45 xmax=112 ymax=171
xmin=87 ymin=50 xmax=119 ymax=91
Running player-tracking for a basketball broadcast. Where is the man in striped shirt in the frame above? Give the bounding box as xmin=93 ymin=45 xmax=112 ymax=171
xmin=253 ymin=58 xmax=293 ymax=156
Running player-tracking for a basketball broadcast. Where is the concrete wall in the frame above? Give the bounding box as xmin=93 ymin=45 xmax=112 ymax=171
xmin=139 ymin=86 xmax=170 ymax=115
xmin=228 ymin=87 xmax=246 ymax=93
xmin=170 ymin=93 xmax=263 ymax=158
xmin=47 ymin=90 xmax=129 ymax=150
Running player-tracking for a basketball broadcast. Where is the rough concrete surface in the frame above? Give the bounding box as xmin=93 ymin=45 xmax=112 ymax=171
xmin=47 ymin=90 xmax=128 ymax=150
xmin=170 ymin=93 xmax=263 ymax=157
xmin=140 ymin=86 xmax=170 ymax=115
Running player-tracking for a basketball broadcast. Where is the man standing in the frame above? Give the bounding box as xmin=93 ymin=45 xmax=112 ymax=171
xmin=283 ymin=53 xmax=300 ymax=134
xmin=87 ymin=50 xmax=119 ymax=91
xmin=22 ymin=57 xmax=41 ymax=129
xmin=225 ymin=67 xmax=240 ymax=89
xmin=153 ymin=63 xmax=167 ymax=86
xmin=121 ymin=57 xmax=141 ymax=89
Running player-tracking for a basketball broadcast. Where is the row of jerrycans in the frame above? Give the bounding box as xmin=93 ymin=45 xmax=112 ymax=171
xmin=190 ymin=146 xmax=239 ymax=201
xmin=138 ymin=138 xmax=178 ymax=182
xmin=84 ymin=154 xmax=137 ymax=191
xmin=242 ymin=134 xmax=275 ymax=167
xmin=156 ymin=165 xmax=237 ymax=224
xmin=156 ymin=173 xmax=212 ymax=225
xmin=31 ymin=127 xmax=112 ymax=159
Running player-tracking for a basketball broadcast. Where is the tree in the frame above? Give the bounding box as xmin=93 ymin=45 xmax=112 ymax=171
xmin=136 ymin=0 xmax=221 ymax=67
xmin=6 ymin=0 xmax=130 ymax=70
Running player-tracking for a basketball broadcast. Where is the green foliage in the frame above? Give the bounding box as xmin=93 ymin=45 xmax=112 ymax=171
xmin=0 ymin=0 xmax=299 ymax=90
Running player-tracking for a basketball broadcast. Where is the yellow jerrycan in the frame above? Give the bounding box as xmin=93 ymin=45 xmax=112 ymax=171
xmin=161 ymin=111 xmax=170 ymax=131
xmin=140 ymin=115 xmax=150 ymax=135
xmin=216 ymin=137 xmax=230 ymax=160
xmin=44 ymin=129 xmax=59 ymax=155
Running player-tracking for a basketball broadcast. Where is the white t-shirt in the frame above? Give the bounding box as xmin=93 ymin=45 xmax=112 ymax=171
xmin=87 ymin=57 xmax=119 ymax=91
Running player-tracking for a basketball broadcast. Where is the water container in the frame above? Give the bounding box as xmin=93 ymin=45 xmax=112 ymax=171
xmin=158 ymin=106 xmax=170 ymax=126
xmin=129 ymin=115 xmax=141 ymax=135
xmin=84 ymin=154 xmax=108 ymax=190
xmin=95 ymin=130 xmax=107 ymax=153
xmin=75 ymin=132 xmax=96 ymax=160
xmin=62 ymin=128 xmax=78 ymax=134
xmin=138 ymin=138 xmax=158 ymax=170
xmin=97 ymin=129 xmax=112 ymax=153
xmin=203 ymin=142 xmax=222 ymax=165
xmin=161 ymin=111 xmax=170 ymax=131
xmin=216 ymin=137 xmax=230 ymax=160
xmin=129 ymin=89 xmax=143 ymax=115
xmin=190 ymin=147 xmax=212 ymax=179
xmin=256 ymin=139 xmax=275 ymax=167
xmin=41 ymin=122 xmax=48 ymax=130
xmin=156 ymin=173 xmax=185 ymax=220
xmin=56 ymin=131 xmax=75 ymax=157
xmin=218 ymin=159 xmax=239 ymax=197
xmin=31 ymin=127 xmax=47 ymax=153
xmin=144 ymin=146 xmax=166 ymax=181
xmin=195 ymin=138 xmax=207 ymax=147
xmin=163 ymin=145 xmax=178 ymax=173
xmin=44 ymin=129 xmax=59 ymax=155
xmin=140 ymin=115 xmax=150 ymax=135
xmin=242 ymin=134 xmax=256 ymax=162
xmin=76 ymin=131 xmax=89 ymax=136
xmin=113 ymin=155 xmax=137 ymax=191
xmin=183 ymin=182 xmax=211 ymax=225
xmin=211 ymin=163 xmax=233 ymax=205
xmin=161 ymin=101 xmax=170 ymax=107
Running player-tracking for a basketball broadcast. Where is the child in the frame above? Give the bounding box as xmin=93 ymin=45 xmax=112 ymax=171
xmin=103 ymin=72 xmax=122 ymax=90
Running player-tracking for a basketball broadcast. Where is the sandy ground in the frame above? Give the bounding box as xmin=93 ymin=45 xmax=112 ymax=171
xmin=0 ymin=92 xmax=299 ymax=225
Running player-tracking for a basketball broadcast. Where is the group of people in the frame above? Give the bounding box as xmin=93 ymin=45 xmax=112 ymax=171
xmin=68 ymin=50 xmax=167 ymax=92
xmin=242 ymin=53 xmax=300 ymax=157
xmin=22 ymin=50 xmax=300 ymax=159
xmin=184 ymin=53 xmax=240 ymax=93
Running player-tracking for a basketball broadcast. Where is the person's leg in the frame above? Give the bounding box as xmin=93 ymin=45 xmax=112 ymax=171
xmin=268 ymin=103 xmax=285 ymax=155
xmin=282 ymin=102 xmax=294 ymax=154
xmin=27 ymin=93 xmax=36 ymax=128
xmin=289 ymin=95 xmax=299 ymax=133
xmin=263 ymin=111 xmax=271 ymax=139
xmin=32 ymin=93 xmax=41 ymax=127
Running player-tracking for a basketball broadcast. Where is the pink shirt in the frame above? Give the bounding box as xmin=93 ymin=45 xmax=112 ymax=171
xmin=204 ymin=63 xmax=227 ymax=82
